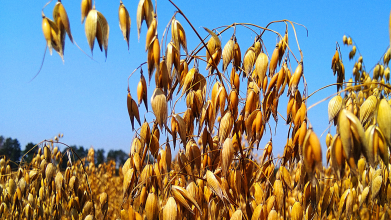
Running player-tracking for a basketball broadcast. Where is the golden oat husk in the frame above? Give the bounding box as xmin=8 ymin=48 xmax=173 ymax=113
xmin=230 ymin=67 xmax=240 ymax=89
xmin=173 ymin=114 xmax=186 ymax=146
xmin=171 ymin=18 xmax=187 ymax=54
xmin=360 ymin=186 xmax=370 ymax=208
xmin=85 ymin=9 xmax=109 ymax=58
xmin=145 ymin=16 xmax=157 ymax=51
xmin=42 ymin=15 xmax=63 ymax=59
xmin=172 ymin=186 xmax=194 ymax=215
xmin=364 ymin=125 xmax=378 ymax=167
xmin=278 ymin=62 xmax=289 ymax=96
xmin=279 ymin=166 xmax=292 ymax=189
xmin=242 ymin=47 xmax=256 ymax=77
xmin=179 ymin=151 xmax=192 ymax=177
xmin=244 ymin=90 xmax=256 ymax=119
xmin=137 ymin=72 xmax=148 ymax=111
xmin=372 ymin=175 xmax=382 ymax=200
xmin=182 ymin=67 xmax=197 ymax=95
xmin=231 ymin=209 xmax=243 ymax=220
xmin=163 ymin=197 xmax=178 ymax=220
xmin=136 ymin=0 xmax=153 ymax=40
xmin=265 ymin=69 xmax=279 ymax=95
xmin=233 ymin=41 xmax=241 ymax=71
xmin=273 ymin=179 xmax=284 ymax=211
xmin=221 ymin=138 xmax=233 ymax=177
xmin=291 ymin=202 xmax=303 ymax=220
xmin=320 ymin=186 xmax=332 ymax=218
xmin=156 ymin=59 xmax=171 ymax=96
xmin=148 ymin=37 xmax=160 ymax=84
xmin=145 ymin=192 xmax=158 ymax=220
xmin=360 ymin=95 xmax=377 ymax=125
xmin=385 ymin=67 xmax=390 ymax=82
xmin=118 ymin=1 xmax=131 ymax=49
xmin=251 ymin=204 xmax=265 ymax=220
xmin=275 ymin=65 xmax=286 ymax=94
xmin=222 ymin=37 xmax=234 ymax=72
xmin=293 ymin=102 xmax=306 ymax=126
xmin=172 ymin=185 xmax=202 ymax=215
xmin=254 ymin=110 xmax=264 ymax=143
xmin=96 ymin=11 xmax=109 ymax=58
xmin=81 ymin=0 xmax=92 ymax=24
xmin=151 ymin=88 xmax=167 ymax=130
xmin=219 ymin=110 xmax=234 ymax=144
xmin=298 ymin=120 xmax=307 ymax=149
xmin=268 ymin=209 xmax=278 ymax=220
xmin=211 ymin=81 xmax=220 ymax=111
xmin=328 ymin=94 xmax=343 ymax=124
xmin=326 ymin=132 xmax=332 ymax=148
xmin=191 ymin=143 xmax=201 ymax=174
xmin=218 ymin=85 xmax=227 ymax=115
xmin=53 ymin=1 xmax=73 ymax=43
xmin=176 ymin=20 xmax=187 ymax=54
xmin=42 ymin=15 xmax=53 ymax=53
xmin=378 ymin=98 xmax=391 ymax=150
xmin=338 ymin=109 xmax=365 ymax=170
xmin=166 ymin=42 xmax=180 ymax=78
xmin=303 ymin=128 xmax=322 ymax=174
xmin=55 ymin=172 xmax=63 ymax=192
xmin=288 ymin=62 xmax=303 ymax=97
xmin=149 ymin=134 xmax=159 ymax=157
xmin=45 ymin=163 xmax=55 ymax=182
xmin=122 ymin=158 xmax=132 ymax=175
xmin=140 ymin=120 xmax=151 ymax=149
xmin=204 ymin=28 xmax=222 ymax=73
xmin=127 ymin=92 xmax=141 ymax=130
xmin=205 ymin=170 xmax=226 ymax=203
xmin=330 ymin=134 xmax=345 ymax=178
xmin=123 ymin=168 xmax=135 ymax=196
xmin=198 ymin=100 xmax=214 ymax=134
xmin=269 ymin=45 xmax=279 ymax=77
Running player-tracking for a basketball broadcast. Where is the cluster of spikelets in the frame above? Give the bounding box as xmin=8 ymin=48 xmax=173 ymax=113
xmin=34 ymin=0 xmax=391 ymax=219
xmin=0 ymin=143 xmax=127 ymax=219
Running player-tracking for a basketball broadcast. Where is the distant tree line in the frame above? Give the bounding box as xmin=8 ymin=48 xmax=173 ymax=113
xmin=0 ymin=135 xmax=128 ymax=169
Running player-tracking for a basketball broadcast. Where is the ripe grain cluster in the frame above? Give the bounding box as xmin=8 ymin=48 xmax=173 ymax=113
xmin=3 ymin=0 xmax=391 ymax=219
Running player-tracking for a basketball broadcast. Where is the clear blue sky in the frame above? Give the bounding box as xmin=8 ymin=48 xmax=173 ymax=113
xmin=0 ymin=0 xmax=390 ymax=161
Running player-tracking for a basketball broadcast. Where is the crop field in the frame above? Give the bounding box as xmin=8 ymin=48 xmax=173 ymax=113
xmin=1 ymin=0 xmax=391 ymax=219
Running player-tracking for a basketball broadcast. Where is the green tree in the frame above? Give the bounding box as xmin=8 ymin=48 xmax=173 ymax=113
xmin=0 ymin=137 xmax=21 ymax=168
xmin=96 ymin=149 xmax=105 ymax=165
xmin=0 ymin=136 xmax=4 ymax=148
xmin=60 ymin=145 xmax=88 ymax=169
xmin=23 ymin=142 xmax=37 ymax=163
xmin=107 ymin=149 xmax=127 ymax=166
